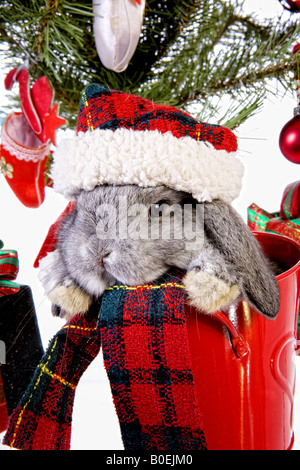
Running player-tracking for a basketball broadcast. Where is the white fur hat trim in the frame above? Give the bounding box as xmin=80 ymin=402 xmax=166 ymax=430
xmin=51 ymin=128 xmax=244 ymax=203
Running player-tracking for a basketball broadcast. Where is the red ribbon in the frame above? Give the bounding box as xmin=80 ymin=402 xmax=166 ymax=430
xmin=280 ymin=181 xmax=300 ymax=220
xmin=4 ymin=66 xmax=66 ymax=146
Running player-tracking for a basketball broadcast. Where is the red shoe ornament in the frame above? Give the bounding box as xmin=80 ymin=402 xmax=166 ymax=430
xmin=1 ymin=66 xmax=66 ymax=207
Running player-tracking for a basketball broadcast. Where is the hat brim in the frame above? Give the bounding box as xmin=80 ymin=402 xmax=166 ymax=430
xmin=51 ymin=128 xmax=244 ymax=203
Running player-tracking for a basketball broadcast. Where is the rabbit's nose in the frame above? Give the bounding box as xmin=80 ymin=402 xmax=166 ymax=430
xmin=99 ymin=251 xmax=111 ymax=268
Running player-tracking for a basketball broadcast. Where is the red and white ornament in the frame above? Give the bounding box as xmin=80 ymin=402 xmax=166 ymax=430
xmin=0 ymin=66 xmax=66 ymax=207
xmin=278 ymin=0 xmax=300 ymax=12
xmin=4 ymin=65 xmax=66 ymax=146
xmin=279 ymin=107 xmax=300 ymax=164
xmin=279 ymin=44 xmax=300 ymax=163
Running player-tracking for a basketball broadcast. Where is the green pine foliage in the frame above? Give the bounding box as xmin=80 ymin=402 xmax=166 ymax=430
xmin=1 ymin=0 xmax=300 ymax=128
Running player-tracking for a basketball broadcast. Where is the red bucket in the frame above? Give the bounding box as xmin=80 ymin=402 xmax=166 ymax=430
xmin=186 ymin=231 xmax=300 ymax=450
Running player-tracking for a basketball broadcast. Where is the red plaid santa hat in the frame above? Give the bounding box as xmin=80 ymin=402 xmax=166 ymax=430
xmin=51 ymin=84 xmax=244 ymax=203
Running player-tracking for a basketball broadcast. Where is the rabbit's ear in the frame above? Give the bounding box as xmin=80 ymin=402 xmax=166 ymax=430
xmin=203 ymin=200 xmax=280 ymax=318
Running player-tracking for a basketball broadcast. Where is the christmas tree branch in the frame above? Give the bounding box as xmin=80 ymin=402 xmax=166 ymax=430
xmin=138 ymin=3 xmax=300 ymax=126
xmin=33 ymin=0 xmax=58 ymax=58
xmin=178 ymin=59 xmax=295 ymax=106
xmin=1 ymin=0 xmax=300 ymax=128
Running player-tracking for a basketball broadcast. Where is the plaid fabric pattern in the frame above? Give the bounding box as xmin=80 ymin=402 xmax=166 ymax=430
xmin=100 ymin=269 xmax=207 ymax=451
xmin=77 ymin=84 xmax=237 ymax=153
xmin=3 ymin=304 xmax=101 ymax=450
xmin=3 ymin=270 xmax=206 ymax=451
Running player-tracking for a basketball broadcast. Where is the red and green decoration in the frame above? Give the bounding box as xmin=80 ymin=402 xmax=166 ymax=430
xmin=0 ymin=240 xmax=20 ymax=298
xmin=248 ymin=180 xmax=300 ymax=242
xmin=0 ymin=66 xmax=66 ymax=208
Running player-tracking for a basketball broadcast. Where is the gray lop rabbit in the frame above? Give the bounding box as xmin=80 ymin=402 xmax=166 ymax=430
xmin=37 ymin=84 xmax=280 ymax=321
xmin=38 ymin=184 xmax=280 ymax=320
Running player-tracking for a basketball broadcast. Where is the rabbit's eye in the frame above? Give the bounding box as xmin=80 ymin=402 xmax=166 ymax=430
xmin=149 ymin=200 xmax=168 ymax=219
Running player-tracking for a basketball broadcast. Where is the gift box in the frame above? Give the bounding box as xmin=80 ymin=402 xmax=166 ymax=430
xmin=247 ymin=181 xmax=300 ymax=243
xmin=248 ymin=203 xmax=300 ymax=243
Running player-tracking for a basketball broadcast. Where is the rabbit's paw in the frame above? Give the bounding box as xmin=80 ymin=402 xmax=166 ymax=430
xmin=183 ymin=270 xmax=240 ymax=314
xmin=48 ymin=282 xmax=93 ymax=320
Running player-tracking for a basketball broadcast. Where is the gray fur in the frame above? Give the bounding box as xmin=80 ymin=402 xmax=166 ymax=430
xmin=200 ymin=200 xmax=280 ymax=318
xmin=40 ymin=185 xmax=280 ymax=319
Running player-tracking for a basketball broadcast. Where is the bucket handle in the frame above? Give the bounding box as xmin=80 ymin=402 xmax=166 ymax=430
xmin=214 ymin=312 xmax=249 ymax=358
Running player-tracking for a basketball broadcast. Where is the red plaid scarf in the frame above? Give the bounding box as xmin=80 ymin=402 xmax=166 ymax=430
xmin=3 ymin=270 xmax=207 ymax=450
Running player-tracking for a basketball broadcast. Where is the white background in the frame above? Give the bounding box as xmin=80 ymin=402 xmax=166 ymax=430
xmin=0 ymin=0 xmax=300 ymax=450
